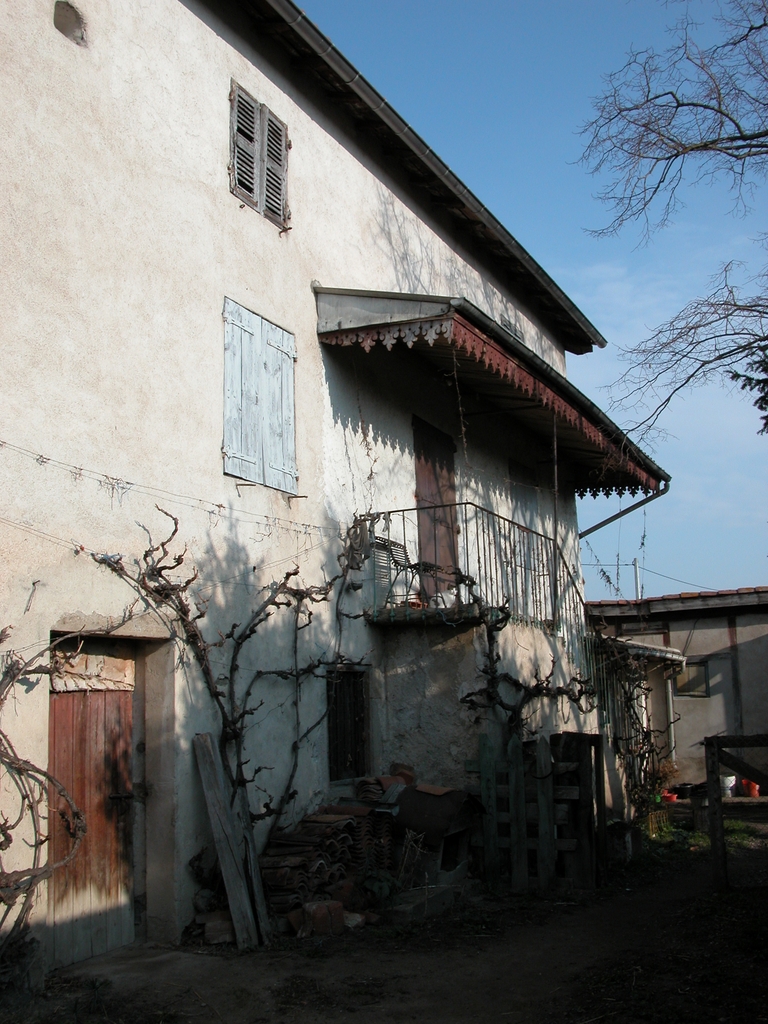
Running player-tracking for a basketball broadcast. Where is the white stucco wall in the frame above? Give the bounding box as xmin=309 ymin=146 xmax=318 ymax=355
xmin=0 ymin=0 xmax=593 ymax=960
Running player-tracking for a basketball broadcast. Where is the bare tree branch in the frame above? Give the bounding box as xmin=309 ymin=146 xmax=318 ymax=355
xmin=612 ymin=260 xmax=768 ymax=437
xmin=582 ymin=1 xmax=768 ymax=431
xmin=582 ymin=2 xmax=768 ymax=239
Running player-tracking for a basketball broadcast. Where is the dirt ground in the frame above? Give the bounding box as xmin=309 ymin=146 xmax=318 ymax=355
xmin=2 ymin=799 xmax=767 ymax=1024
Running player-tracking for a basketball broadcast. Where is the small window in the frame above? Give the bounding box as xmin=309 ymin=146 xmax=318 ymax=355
xmin=327 ymin=667 xmax=367 ymax=781
xmin=222 ymin=298 xmax=297 ymax=493
xmin=229 ymin=83 xmax=289 ymax=225
xmin=675 ymin=662 xmax=709 ymax=698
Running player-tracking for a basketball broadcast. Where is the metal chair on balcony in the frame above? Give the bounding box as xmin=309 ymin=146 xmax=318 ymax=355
xmin=371 ymin=535 xmax=468 ymax=609
xmin=371 ymin=536 xmax=421 ymax=607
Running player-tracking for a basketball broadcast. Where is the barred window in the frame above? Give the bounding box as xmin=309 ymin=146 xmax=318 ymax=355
xmin=326 ymin=668 xmax=367 ymax=781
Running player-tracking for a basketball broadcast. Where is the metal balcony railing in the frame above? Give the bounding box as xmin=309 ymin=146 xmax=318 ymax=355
xmin=368 ymin=502 xmax=589 ymax=671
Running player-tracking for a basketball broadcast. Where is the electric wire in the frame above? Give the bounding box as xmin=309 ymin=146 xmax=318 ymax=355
xmin=582 ymin=563 xmax=714 ymax=593
xmin=0 ymin=438 xmax=339 ymax=537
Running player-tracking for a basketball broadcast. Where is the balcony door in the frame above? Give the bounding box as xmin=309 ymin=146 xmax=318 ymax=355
xmin=413 ymin=416 xmax=458 ymax=601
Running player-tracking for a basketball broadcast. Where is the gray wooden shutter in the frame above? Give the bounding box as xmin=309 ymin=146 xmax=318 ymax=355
xmin=260 ymin=107 xmax=288 ymax=224
xmin=230 ymin=84 xmax=260 ymax=210
xmin=262 ymin=319 xmax=297 ymax=494
xmin=223 ymin=297 xmax=263 ymax=484
xmin=223 ymin=298 xmax=296 ymax=493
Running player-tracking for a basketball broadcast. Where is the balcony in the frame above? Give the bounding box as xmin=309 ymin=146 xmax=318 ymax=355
xmin=366 ymin=502 xmax=589 ymax=671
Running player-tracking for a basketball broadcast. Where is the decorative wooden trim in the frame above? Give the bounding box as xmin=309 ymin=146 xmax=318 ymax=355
xmin=321 ymin=311 xmax=661 ymax=495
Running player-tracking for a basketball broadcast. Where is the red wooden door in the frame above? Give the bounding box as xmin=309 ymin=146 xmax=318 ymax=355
xmin=49 ymin=682 xmax=134 ymax=966
xmin=413 ymin=416 xmax=458 ymax=600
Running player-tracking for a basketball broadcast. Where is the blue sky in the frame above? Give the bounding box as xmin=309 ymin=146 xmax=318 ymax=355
xmin=298 ymin=0 xmax=768 ymax=599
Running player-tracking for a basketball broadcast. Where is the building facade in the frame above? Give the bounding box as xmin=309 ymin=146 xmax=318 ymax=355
xmin=1 ymin=0 xmax=666 ymax=968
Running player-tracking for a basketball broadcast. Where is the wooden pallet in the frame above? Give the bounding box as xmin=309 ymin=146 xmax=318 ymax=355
xmin=466 ymin=732 xmax=607 ymax=891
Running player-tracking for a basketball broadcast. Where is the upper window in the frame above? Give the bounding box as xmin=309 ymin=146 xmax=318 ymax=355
xmin=222 ymin=298 xmax=297 ymax=494
xmin=229 ymin=82 xmax=289 ymax=226
xmin=674 ymin=661 xmax=709 ymax=698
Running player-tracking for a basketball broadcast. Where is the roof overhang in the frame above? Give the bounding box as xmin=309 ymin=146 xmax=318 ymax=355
xmin=215 ymin=0 xmax=607 ymax=355
xmin=317 ymin=288 xmax=669 ymax=497
xmin=588 ymin=588 xmax=768 ymax=619
xmin=609 ymin=637 xmax=686 ymax=666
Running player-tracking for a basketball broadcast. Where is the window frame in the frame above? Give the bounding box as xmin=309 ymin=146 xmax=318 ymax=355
xmin=674 ymin=660 xmax=710 ymax=698
xmin=229 ymin=81 xmax=289 ymax=226
xmin=222 ymin=297 xmax=298 ymax=495
xmin=326 ymin=666 xmax=368 ymax=782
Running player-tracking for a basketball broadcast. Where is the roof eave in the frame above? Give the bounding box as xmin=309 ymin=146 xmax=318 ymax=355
xmin=587 ymin=588 xmax=768 ymax=617
xmin=230 ymin=0 xmax=608 ymax=355
xmin=315 ymin=287 xmax=669 ymax=491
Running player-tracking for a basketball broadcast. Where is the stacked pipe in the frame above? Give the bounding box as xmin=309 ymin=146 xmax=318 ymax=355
xmin=259 ymin=815 xmax=354 ymax=913
xmin=318 ymin=803 xmax=393 ymax=871
xmin=355 ymin=777 xmax=384 ymax=801
xmin=373 ymin=812 xmax=393 ymax=869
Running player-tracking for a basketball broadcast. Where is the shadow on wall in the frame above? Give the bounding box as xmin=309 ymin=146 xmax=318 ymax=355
xmin=370 ymin=183 xmax=502 ymax=317
xmin=161 ymin=509 xmax=349 ymax=834
xmin=321 ymin=340 xmax=552 ymax=528
xmin=671 ymin=629 xmax=768 ymax=781
xmin=369 ymin=183 xmax=555 ymax=366
xmin=22 ymin=509 xmax=353 ymax=978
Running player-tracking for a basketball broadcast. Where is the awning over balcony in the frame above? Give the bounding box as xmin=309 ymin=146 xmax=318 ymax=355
xmin=316 ymin=288 xmax=669 ymax=497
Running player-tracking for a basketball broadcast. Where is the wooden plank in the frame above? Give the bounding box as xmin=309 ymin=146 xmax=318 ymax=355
xmin=95 ymin=690 xmax=113 ymax=958
xmin=714 ymin=734 xmax=768 ymax=748
xmin=593 ymin=734 xmax=608 ymax=885
xmin=553 ymin=762 xmax=580 ymax=774
xmin=717 ymin=749 xmax=768 ymax=792
xmin=235 ymin=786 xmax=272 ymax=945
xmin=466 ymin=783 xmax=578 ymax=800
xmin=473 ymin=835 xmax=576 ymax=853
xmin=554 ymin=786 xmax=580 ymax=801
xmin=507 ymin=736 xmax=528 ymax=893
xmin=71 ymin=692 xmax=91 ymax=965
xmin=49 ymin=693 xmax=74 ymax=966
xmin=705 ymin=736 xmax=728 ymax=891
xmin=574 ymin=735 xmax=596 ymax=889
xmin=193 ymin=734 xmax=259 ymax=949
xmin=551 ymin=735 xmax=577 ymax=886
xmin=536 ymin=737 xmax=556 ymax=891
xmin=117 ymin=691 xmax=135 ymax=948
xmin=528 ymin=838 xmax=577 ymax=852
xmin=479 ymin=734 xmax=500 ymax=884
xmin=529 ymin=803 xmax=569 ymax=825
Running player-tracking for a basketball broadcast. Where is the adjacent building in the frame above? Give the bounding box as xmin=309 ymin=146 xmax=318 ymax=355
xmin=588 ymin=589 xmax=768 ymax=786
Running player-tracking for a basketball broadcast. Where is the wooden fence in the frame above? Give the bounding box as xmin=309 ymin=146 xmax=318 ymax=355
xmin=466 ymin=731 xmax=607 ymax=890
xmin=705 ymin=733 xmax=768 ymax=890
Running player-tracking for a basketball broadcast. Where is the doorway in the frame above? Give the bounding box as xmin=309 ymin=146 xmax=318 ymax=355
xmin=413 ymin=416 xmax=458 ymax=600
xmin=48 ymin=638 xmax=141 ymax=967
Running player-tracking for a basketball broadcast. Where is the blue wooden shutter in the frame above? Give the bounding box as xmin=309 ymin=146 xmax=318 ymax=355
xmin=262 ymin=319 xmax=297 ymax=494
xmin=223 ymin=298 xmax=263 ymax=483
xmin=223 ymin=298 xmax=296 ymax=493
